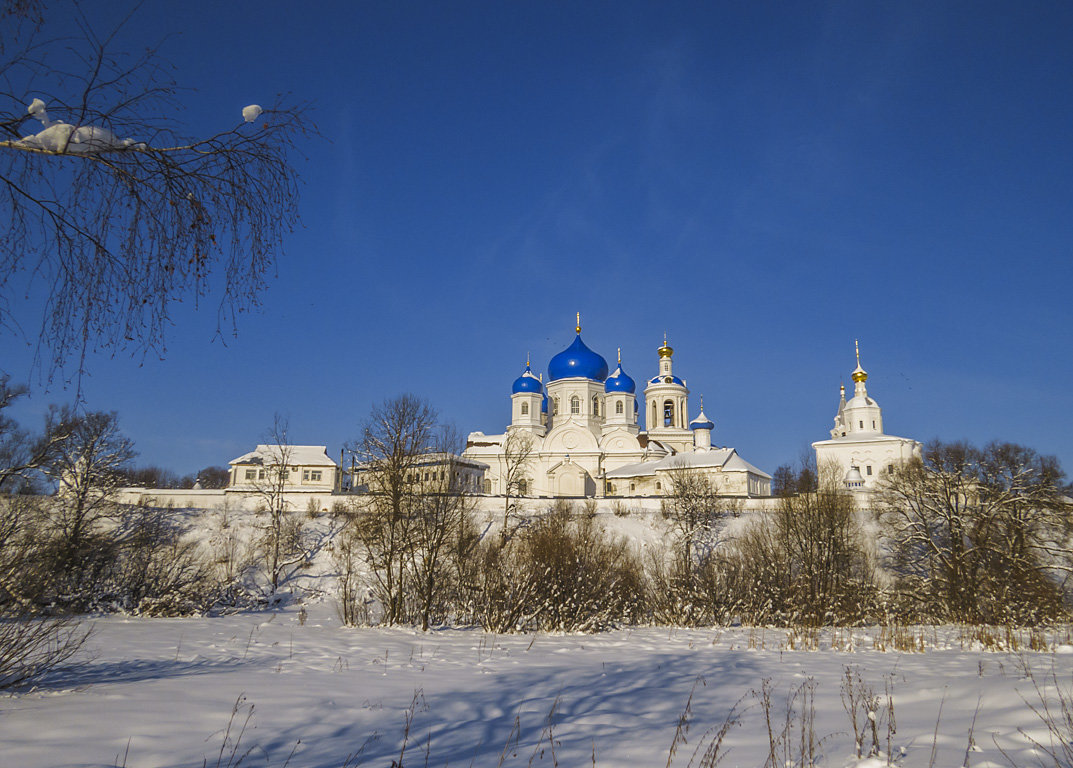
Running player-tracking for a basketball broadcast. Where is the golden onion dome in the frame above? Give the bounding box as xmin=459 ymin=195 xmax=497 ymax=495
xmin=658 ymin=333 xmax=674 ymax=359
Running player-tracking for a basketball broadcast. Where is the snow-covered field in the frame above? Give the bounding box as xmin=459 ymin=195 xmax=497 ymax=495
xmin=4 ymin=605 xmax=1072 ymax=768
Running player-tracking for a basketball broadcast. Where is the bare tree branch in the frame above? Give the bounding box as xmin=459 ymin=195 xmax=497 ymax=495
xmin=0 ymin=4 xmax=313 ymax=386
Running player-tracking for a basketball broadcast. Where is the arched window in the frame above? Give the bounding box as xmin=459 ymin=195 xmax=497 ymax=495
xmin=592 ymin=395 xmax=599 ymax=416
xmin=664 ymin=400 xmax=675 ymax=427
xmin=570 ymin=396 xmax=580 ymax=415
xmin=615 ymin=400 xmax=623 ymax=415
xmin=521 ymin=402 xmax=529 ymax=415
xmin=553 ymin=397 xmax=559 ymax=416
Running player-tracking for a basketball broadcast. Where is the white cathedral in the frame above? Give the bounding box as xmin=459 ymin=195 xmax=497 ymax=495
xmin=463 ymin=316 xmax=773 ymax=499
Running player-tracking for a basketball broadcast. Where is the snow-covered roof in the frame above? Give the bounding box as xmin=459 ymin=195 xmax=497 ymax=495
xmin=604 ymin=448 xmax=771 ymax=480
xmin=229 ymin=445 xmax=337 ymax=467
xmin=812 ymin=433 xmax=919 ymax=447
xmin=354 ymin=452 xmax=489 ymax=471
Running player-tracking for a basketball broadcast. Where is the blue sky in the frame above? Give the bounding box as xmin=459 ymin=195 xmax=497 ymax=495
xmin=3 ymin=1 xmax=1072 ymax=477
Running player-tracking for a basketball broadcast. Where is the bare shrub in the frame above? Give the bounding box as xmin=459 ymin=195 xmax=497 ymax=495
xmin=645 ymin=543 xmax=732 ymax=627
xmin=1016 ymin=662 xmax=1073 ymax=768
xmin=453 ymin=534 xmax=538 ymax=633
xmin=517 ymin=500 xmax=644 ymax=632
xmin=841 ymin=665 xmax=896 ymax=760
xmin=333 ymin=517 xmax=367 ymax=627
xmin=109 ymin=505 xmax=215 ymax=615
xmin=718 ymin=486 xmax=879 ymax=626
xmin=0 ymin=613 xmax=88 ymax=690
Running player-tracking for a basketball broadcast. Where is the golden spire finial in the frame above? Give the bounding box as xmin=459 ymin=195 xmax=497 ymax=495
xmin=851 ymin=339 xmax=868 ymax=383
xmin=617 ymin=347 xmax=621 ymax=364
xmin=526 ymin=350 xmax=530 ymax=368
xmin=699 ymin=394 xmax=704 ymax=411
xmin=575 ymin=312 xmax=581 ymax=334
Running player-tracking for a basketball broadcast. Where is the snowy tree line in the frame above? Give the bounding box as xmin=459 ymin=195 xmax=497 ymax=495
xmin=2 ymin=387 xmax=1072 ymax=688
xmin=334 ymin=395 xmax=1073 ymax=632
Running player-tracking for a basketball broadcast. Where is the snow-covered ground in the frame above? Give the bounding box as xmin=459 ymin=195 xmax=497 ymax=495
xmin=4 ymin=605 xmax=1072 ymax=768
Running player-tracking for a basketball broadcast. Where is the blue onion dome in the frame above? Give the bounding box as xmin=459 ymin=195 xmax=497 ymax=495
xmin=689 ymin=410 xmax=715 ymax=431
xmin=649 ymin=373 xmax=685 ymax=386
xmin=511 ymin=363 xmax=544 ymax=394
xmin=548 ymin=334 xmax=609 ymax=382
xmin=604 ymin=351 xmax=636 ymax=393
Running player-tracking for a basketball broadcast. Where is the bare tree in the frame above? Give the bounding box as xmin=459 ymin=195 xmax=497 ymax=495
xmin=347 ymin=394 xmax=437 ymax=625
xmin=500 ymin=428 xmax=535 ymax=544
xmin=0 ymin=4 xmax=310 ymax=382
xmin=878 ymin=440 xmax=1072 ymax=623
xmin=0 ymin=375 xmax=70 ymax=491
xmin=249 ymin=415 xmax=306 ymax=593
xmin=193 ymin=465 xmax=230 ymax=490
xmin=407 ymin=425 xmax=475 ymax=630
xmin=43 ymin=407 xmax=135 ymax=589
xmin=661 ymin=463 xmax=721 ymax=572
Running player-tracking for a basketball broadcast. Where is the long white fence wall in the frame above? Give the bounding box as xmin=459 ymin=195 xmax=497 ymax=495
xmin=116 ymin=488 xmax=784 ymax=516
xmin=115 ymin=488 xmax=340 ymax=513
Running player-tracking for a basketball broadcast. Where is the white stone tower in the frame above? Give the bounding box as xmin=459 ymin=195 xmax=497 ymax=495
xmin=643 ymin=335 xmax=692 ymax=452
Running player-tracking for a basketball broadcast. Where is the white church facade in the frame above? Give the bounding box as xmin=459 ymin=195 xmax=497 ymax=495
xmin=463 ymin=317 xmax=772 ymax=499
xmin=812 ymin=342 xmax=922 ymax=490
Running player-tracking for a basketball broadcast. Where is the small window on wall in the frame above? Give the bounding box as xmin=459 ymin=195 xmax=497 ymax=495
xmin=310 ymin=470 xmax=322 ymax=482
xmin=888 ymin=464 xmax=894 ymax=474
xmin=521 ymin=402 xmax=529 ymax=415
xmin=872 ymin=420 xmax=876 ymax=429
xmin=258 ymin=469 xmax=265 ymax=480
xmin=866 ymin=466 xmax=872 ymax=476
xmin=664 ymin=400 xmax=675 ymax=427
xmin=615 ymin=400 xmax=624 ymax=415
xmin=656 ymin=481 xmax=661 ymax=490
xmin=483 ymin=479 xmax=492 ymax=494
xmin=244 ymin=469 xmax=256 ymax=481
xmin=592 ymin=395 xmax=599 ymax=416
xmin=570 ymin=396 xmax=580 ymax=415
xmin=859 ymin=421 xmax=864 ymax=429
xmin=553 ymin=397 xmax=560 ymax=416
